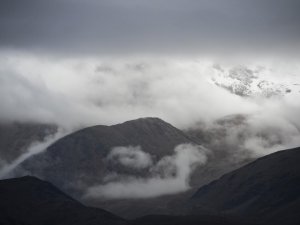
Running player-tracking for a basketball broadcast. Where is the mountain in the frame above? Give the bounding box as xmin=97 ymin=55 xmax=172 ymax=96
xmin=131 ymin=215 xmax=258 ymax=225
xmin=0 ymin=176 xmax=259 ymax=225
xmin=9 ymin=117 xmax=258 ymax=218
xmin=187 ymin=147 xmax=300 ymax=225
xmin=9 ymin=118 xmax=206 ymax=217
xmin=211 ymin=65 xmax=300 ymax=98
xmin=0 ymin=176 xmax=125 ymax=225
xmin=13 ymin=117 xmax=199 ymax=188
xmin=2 ymin=118 xmax=299 ymax=224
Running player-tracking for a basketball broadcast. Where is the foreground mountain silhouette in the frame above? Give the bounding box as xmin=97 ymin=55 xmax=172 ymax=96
xmin=187 ymin=147 xmax=300 ymax=225
xmin=0 ymin=176 xmax=258 ymax=225
xmin=0 ymin=176 xmax=125 ymax=225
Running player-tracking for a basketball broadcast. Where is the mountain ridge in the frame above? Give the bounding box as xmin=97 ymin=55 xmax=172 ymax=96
xmin=186 ymin=147 xmax=300 ymax=225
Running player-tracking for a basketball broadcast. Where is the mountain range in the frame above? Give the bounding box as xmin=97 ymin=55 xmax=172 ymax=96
xmin=1 ymin=147 xmax=299 ymax=225
xmin=0 ymin=117 xmax=299 ymax=224
xmin=0 ymin=176 xmax=125 ymax=225
xmin=188 ymin=147 xmax=300 ymax=225
xmin=9 ymin=117 xmax=252 ymax=218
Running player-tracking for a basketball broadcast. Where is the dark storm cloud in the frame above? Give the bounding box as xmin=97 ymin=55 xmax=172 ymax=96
xmin=0 ymin=0 xmax=299 ymax=55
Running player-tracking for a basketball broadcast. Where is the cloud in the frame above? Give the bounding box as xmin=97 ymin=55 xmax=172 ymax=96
xmin=189 ymin=111 xmax=300 ymax=160
xmin=0 ymin=128 xmax=67 ymax=178
xmin=243 ymin=113 xmax=300 ymax=156
xmin=85 ymin=144 xmax=208 ymax=199
xmin=0 ymin=53 xmax=300 ymax=158
xmin=107 ymin=146 xmax=153 ymax=169
xmin=0 ymin=54 xmax=264 ymax=128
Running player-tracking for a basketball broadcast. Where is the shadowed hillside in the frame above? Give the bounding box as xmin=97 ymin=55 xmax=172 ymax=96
xmin=187 ymin=147 xmax=300 ymax=225
xmin=0 ymin=176 xmax=126 ymax=225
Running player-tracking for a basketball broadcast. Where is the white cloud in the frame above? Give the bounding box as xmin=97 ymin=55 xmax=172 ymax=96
xmin=0 ymin=53 xmax=300 ymax=157
xmin=84 ymin=144 xmax=209 ymax=199
xmin=0 ymin=53 xmax=262 ymax=128
xmin=107 ymin=146 xmax=153 ymax=169
xmin=0 ymin=128 xmax=67 ymax=178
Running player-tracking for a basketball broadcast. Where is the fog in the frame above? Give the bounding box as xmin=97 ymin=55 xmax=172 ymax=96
xmin=0 ymin=129 xmax=67 ymax=178
xmin=2 ymin=54 xmax=299 ymax=128
xmin=190 ymin=113 xmax=300 ymax=160
xmin=85 ymin=144 xmax=208 ymax=199
xmin=1 ymin=53 xmax=300 ymax=156
xmin=107 ymin=146 xmax=153 ymax=169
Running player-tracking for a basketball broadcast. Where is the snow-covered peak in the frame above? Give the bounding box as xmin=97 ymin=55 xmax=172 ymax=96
xmin=211 ymin=64 xmax=300 ymax=98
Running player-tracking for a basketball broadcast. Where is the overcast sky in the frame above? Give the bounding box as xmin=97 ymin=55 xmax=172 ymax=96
xmin=1 ymin=0 xmax=300 ymax=175
xmin=1 ymin=0 xmax=300 ymax=56
xmin=1 ymin=0 xmax=300 ymax=140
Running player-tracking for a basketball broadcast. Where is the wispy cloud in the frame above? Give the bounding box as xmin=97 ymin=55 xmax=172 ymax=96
xmin=0 ymin=129 xmax=67 ymax=178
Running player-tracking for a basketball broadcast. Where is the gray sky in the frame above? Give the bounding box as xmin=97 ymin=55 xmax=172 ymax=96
xmin=1 ymin=0 xmax=300 ymax=156
xmin=1 ymin=0 xmax=300 ymax=55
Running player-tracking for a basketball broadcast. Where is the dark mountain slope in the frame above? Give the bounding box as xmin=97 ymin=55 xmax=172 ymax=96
xmin=0 ymin=176 xmax=260 ymax=225
xmin=0 ymin=176 xmax=125 ymax=225
xmin=188 ymin=147 xmax=300 ymax=225
xmin=131 ymin=215 xmax=258 ymax=225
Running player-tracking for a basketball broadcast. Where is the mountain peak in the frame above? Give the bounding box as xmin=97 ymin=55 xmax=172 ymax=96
xmin=14 ymin=116 xmax=199 ymax=199
xmin=116 ymin=117 xmax=169 ymax=126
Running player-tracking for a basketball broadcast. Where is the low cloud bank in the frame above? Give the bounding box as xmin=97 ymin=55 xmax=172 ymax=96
xmin=85 ymin=144 xmax=208 ymax=199
xmin=1 ymin=54 xmax=299 ymax=130
xmin=189 ymin=112 xmax=300 ymax=160
xmin=244 ymin=113 xmax=300 ymax=156
xmin=1 ymin=54 xmax=300 ymax=157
